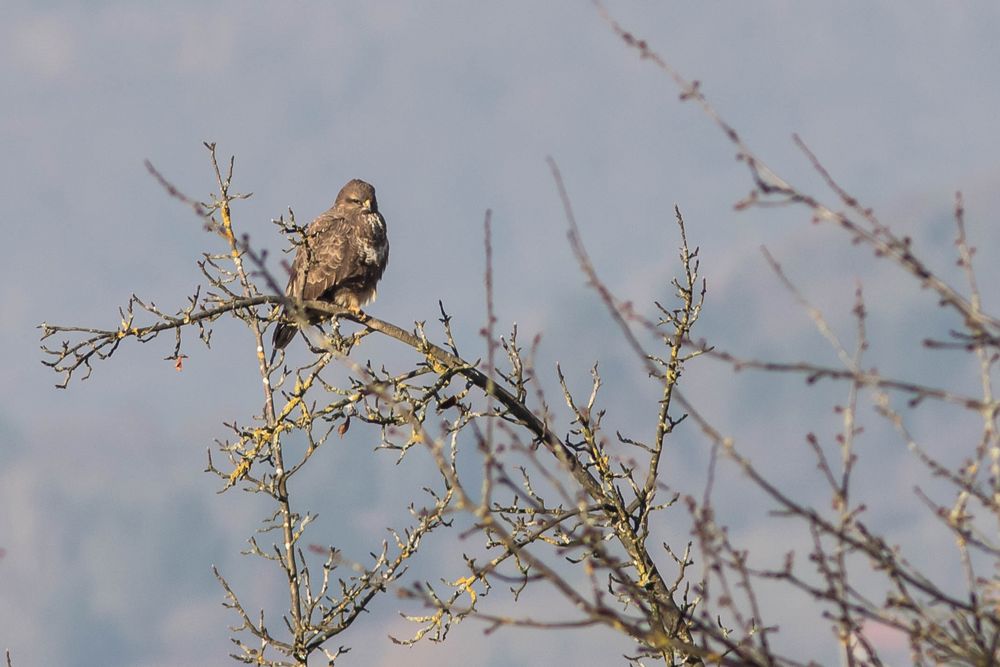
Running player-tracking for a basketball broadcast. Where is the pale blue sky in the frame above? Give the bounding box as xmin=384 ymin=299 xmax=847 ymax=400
xmin=3 ymin=2 xmax=999 ymax=665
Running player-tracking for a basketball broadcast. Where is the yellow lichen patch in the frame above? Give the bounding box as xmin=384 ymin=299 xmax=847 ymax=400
xmin=451 ymin=575 xmax=478 ymax=604
xmin=228 ymin=458 xmax=252 ymax=486
xmin=226 ymin=424 xmax=288 ymax=485
xmin=427 ymin=355 xmax=450 ymax=375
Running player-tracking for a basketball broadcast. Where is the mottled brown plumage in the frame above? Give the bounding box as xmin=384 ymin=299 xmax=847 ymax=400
xmin=272 ymin=179 xmax=389 ymax=351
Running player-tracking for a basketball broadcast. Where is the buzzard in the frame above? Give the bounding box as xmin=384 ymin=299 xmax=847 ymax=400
xmin=271 ymin=179 xmax=389 ymax=352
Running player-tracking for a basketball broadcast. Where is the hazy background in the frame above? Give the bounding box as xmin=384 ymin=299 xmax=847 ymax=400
xmin=3 ymin=2 xmax=1000 ymax=665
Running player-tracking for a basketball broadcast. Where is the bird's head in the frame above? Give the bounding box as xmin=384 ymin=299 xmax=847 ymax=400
xmin=336 ymin=179 xmax=378 ymax=214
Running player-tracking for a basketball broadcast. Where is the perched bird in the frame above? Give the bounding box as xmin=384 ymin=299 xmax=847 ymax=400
xmin=271 ymin=179 xmax=389 ymax=352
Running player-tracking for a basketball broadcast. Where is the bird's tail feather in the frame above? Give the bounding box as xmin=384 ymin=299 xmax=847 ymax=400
xmin=272 ymin=319 xmax=297 ymax=352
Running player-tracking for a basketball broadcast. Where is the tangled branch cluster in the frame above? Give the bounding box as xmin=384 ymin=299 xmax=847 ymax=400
xmin=41 ymin=140 xmax=712 ymax=665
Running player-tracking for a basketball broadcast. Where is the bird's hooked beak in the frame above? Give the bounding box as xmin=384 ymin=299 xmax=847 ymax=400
xmin=362 ymin=198 xmax=374 ymax=213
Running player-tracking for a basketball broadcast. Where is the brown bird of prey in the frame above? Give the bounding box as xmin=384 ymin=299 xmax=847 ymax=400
xmin=271 ymin=179 xmax=389 ymax=352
